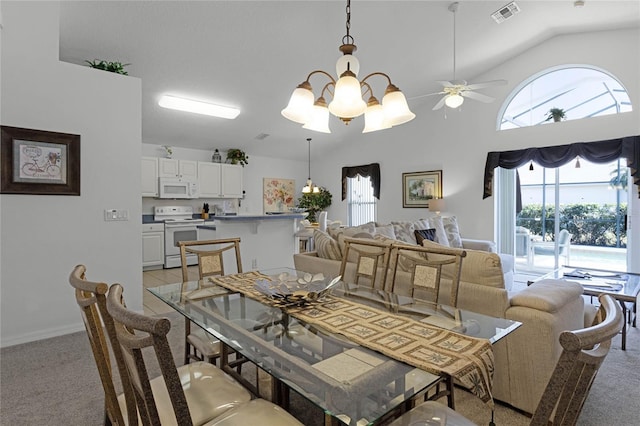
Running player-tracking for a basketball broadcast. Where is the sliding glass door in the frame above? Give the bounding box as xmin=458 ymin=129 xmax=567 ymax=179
xmin=501 ymin=158 xmax=628 ymax=272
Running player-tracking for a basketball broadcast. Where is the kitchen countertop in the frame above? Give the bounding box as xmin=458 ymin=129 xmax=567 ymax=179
xmin=214 ymin=213 xmax=305 ymax=221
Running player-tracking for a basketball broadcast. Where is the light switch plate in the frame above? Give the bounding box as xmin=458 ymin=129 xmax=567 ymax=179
xmin=104 ymin=209 xmax=129 ymax=221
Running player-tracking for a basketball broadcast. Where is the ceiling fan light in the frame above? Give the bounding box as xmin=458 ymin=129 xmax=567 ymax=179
xmin=328 ymin=72 xmax=367 ymax=118
xmin=382 ymin=89 xmax=415 ymax=126
xmin=302 ymin=101 xmax=332 ymax=133
xmin=445 ymin=94 xmax=464 ymax=108
xmin=281 ymin=84 xmax=314 ymax=124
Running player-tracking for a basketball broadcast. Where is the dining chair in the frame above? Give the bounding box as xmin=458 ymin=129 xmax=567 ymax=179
xmin=179 ymin=238 xmax=242 ymax=365
xmin=106 ymin=283 xmax=303 ymax=426
xmin=339 ymin=237 xmax=392 ymax=291
xmin=68 ymin=264 xmax=137 ymax=426
xmin=388 ymin=243 xmax=467 ymax=308
xmin=388 ymin=293 xmax=624 ymax=426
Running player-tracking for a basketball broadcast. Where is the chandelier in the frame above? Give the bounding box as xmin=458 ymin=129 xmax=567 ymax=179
xmin=281 ymin=0 xmax=415 ymax=134
xmin=302 ymin=138 xmax=320 ymax=194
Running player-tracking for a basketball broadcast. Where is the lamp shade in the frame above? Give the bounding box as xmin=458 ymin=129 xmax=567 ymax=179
xmin=336 ymin=54 xmax=360 ymax=77
xmin=382 ymin=90 xmax=415 ymax=126
xmin=328 ymin=73 xmax=367 ymax=118
xmin=429 ymin=198 xmax=445 ymax=213
xmin=363 ymin=102 xmax=390 ymax=133
xmin=281 ymin=86 xmax=314 ymax=124
xmin=445 ymin=94 xmax=464 ymax=109
xmin=303 ymin=100 xmax=331 ymax=133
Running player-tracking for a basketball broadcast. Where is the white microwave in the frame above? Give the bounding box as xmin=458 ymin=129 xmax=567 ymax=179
xmin=158 ymin=177 xmax=199 ymax=199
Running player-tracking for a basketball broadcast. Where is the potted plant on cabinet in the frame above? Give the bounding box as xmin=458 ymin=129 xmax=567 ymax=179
xmin=297 ymin=187 xmax=332 ymax=223
xmin=545 ymin=108 xmax=566 ymax=122
xmin=85 ymin=59 xmax=130 ymax=75
xmin=226 ymin=149 xmax=249 ymax=166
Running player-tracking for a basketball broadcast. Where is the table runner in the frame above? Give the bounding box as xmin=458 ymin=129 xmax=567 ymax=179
xmin=209 ymin=271 xmax=494 ymax=406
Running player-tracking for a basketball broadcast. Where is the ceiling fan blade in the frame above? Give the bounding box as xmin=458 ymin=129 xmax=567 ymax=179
xmin=436 ymin=80 xmax=455 ymax=88
xmin=432 ymin=95 xmax=448 ymax=110
xmin=461 ymin=90 xmax=495 ymax=103
xmin=464 ymin=79 xmax=507 ymax=90
xmin=408 ymin=91 xmax=446 ymax=101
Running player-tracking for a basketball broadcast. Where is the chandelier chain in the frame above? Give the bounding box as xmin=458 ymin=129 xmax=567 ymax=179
xmin=342 ymin=0 xmax=354 ymax=45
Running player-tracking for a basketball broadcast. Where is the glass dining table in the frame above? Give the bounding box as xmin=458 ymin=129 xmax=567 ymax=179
xmin=148 ymin=268 xmax=521 ymax=426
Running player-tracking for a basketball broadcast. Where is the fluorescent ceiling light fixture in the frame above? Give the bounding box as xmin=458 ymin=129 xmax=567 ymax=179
xmin=159 ymin=95 xmax=240 ymax=119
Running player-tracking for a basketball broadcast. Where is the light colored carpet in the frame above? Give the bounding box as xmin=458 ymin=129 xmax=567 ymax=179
xmin=1 ymin=311 xmax=638 ymax=425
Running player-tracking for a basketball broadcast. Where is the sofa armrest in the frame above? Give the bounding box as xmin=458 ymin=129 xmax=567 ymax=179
xmin=461 ymin=238 xmax=497 ymax=253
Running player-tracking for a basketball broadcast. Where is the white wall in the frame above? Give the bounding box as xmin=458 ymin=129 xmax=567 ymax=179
xmin=315 ymin=28 xmax=639 ymax=250
xmin=0 ymin=2 xmax=142 ymax=347
xmin=142 ymin=143 xmax=307 ymax=215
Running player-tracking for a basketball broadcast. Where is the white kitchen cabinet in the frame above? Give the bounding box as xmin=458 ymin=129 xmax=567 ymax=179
xmin=141 ymin=157 xmax=159 ymax=197
xmin=142 ymin=223 xmax=165 ymax=270
xmin=198 ymin=162 xmax=222 ymax=198
xmin=158 ymin=158 xmax=198 ymax=179
xmin=197 ymin=162 xmax=243 ymax=198
xmin=221 ymin=164 xmax=243 ymax=198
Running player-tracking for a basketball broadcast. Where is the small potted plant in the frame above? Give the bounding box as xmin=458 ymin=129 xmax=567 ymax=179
xmin=226 ymin=149 xmax=249 ymax=166
xmin=85 ymin=59 xmax=130 ymax=75
xmin=545 ymin=108 xmax=566 ymax=122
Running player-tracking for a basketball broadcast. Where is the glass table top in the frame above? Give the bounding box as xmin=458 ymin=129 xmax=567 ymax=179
xmin=148 ymin=268 xmax=521 ymax=425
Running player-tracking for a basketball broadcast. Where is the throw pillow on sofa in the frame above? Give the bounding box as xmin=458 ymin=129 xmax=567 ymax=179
xmin=421 ymin=239 xmax=505 ymax=288
xmin=414 ymin=228 xmax=437 ymax=245
xmin=441 ymin=216 xmax=463 ymax=248
xmin=374 ymin=224 xmax=396 ymax=240
xmin=313 ymin=229 xmax=342 ymax=261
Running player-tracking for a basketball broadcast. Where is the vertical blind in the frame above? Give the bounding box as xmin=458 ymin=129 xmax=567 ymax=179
xmin=347 ymin=175 xmax=377 ymax=226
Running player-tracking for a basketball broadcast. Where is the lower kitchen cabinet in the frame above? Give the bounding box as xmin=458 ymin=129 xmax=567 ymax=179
xmin=142 ymin=223 xmax=165 ymax=270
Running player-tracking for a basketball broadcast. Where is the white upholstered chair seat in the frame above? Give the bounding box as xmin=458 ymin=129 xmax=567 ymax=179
xmin=117 ymin=361 xmax=251 ymax=426
xmin=205 ymin=399 xmax=303 ymax=425
xmin=187 ymin=328 xmax=222 ymax=359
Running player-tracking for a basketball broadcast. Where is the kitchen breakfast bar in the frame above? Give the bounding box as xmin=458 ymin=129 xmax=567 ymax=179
xmin=213 ymin=213 xmax=306 ymax=272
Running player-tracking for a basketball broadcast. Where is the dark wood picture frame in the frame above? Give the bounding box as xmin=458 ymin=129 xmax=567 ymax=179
xmin=402 ymin=170 xmax=442 ymax=208
xmin=1 ymin=126 xmax=80 ymax=195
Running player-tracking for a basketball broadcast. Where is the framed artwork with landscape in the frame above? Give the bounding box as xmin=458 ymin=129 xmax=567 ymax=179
xmin=1 ymin=126 xmax=80 ymax=195
xmin=402 ymin=170 xmax=442 ymax=208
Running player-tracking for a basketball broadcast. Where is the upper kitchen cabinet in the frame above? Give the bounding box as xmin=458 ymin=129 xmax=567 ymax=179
xmin=221 ymin=164 xmax=243 ymax=198
xmin=198 ymin=162 xmax=222 ymax=198
xmin=198 ymin=162 xmax=243 ymax=198
xmin=158 ymin=158 xmax=198 ymax=179
xmin=141 ymin=157 xmax=159 ymax=197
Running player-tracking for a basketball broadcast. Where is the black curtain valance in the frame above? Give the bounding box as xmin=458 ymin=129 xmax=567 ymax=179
xmin=342 ymin=163 xmax=381 ymax=200
xmin=483 ymin=136 xmax=640 ymax=199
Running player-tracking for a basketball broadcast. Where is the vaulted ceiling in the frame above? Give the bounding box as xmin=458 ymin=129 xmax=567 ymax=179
xmin=58 ymin=1 xmax=640 ymax=160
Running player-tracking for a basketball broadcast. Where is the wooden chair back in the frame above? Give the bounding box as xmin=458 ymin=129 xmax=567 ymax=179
xmin=388 ymin=244 xmax=466 ymax=307
xmin=339 ymin=237 xmax=392 ymax=290
xmin=68 ymin=265 xmax=136 ymax=426
xmin=178 ymin=238 xmax=242 ymax=282
xmin=106 ymin=283 xmax=194 ymax=426
xmin=530 ymin=293 xmax=623 ymax=426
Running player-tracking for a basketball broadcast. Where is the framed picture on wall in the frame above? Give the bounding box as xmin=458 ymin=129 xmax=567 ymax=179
xmin=1 ymin=126 xmax=81 ymax=195
xmin=263 ymin=178 xmax=296 ymax=213
xmin=402 ymin=170 xmax=442 ymax=208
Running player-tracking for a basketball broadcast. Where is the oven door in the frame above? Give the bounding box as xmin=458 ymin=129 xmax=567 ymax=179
xmin=164 ymin=224 xmax=199 ymax=257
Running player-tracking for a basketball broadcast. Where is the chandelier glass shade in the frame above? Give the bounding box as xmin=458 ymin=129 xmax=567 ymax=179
xmin=281 ymin=0 xmax=415 ymax=133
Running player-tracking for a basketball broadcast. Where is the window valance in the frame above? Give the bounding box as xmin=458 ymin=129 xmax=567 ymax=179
xmin=342 ymin=163 xmax=381 ymax=200
xmin=483 ymin=136 xmax=640 ymax=199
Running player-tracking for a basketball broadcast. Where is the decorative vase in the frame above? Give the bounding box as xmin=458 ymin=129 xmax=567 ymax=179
xmin=212 ymin=149 xmax=222 ymax=163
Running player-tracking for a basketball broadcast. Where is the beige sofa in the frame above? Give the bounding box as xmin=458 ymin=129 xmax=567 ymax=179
xmin=293 ymin=218 xmax=587 ymax=414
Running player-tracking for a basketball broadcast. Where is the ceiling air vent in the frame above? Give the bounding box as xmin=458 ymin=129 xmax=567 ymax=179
xmin=254 ymin=133 xmax=270 ymax=140
xmin=491 ymin=2 xmax=521 ymax=24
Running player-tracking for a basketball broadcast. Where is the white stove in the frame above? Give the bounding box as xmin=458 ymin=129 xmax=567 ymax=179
xmin=154 ymin=206 xmax=205 ymax=268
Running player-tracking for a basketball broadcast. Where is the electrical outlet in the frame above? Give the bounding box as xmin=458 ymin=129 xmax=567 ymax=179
xmin=104 ymin=209 xmax=129 ymax=221
xmin=251 ymin=259 xmax=257 ymax=269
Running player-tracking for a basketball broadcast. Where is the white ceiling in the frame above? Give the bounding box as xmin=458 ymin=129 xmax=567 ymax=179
xmin=58 ymin=1 xmax=640 ymax=161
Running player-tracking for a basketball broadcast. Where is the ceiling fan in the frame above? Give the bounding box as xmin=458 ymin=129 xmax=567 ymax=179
xmin=415 ymin=2 xmax=507 ymax=110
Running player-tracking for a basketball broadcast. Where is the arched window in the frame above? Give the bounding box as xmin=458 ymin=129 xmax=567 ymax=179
xmin=498 ymin=65 xmax=632 ymax=130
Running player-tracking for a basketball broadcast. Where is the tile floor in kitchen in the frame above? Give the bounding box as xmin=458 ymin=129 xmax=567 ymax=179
xmin=143 ymin=266 xmax=200 ymax=315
